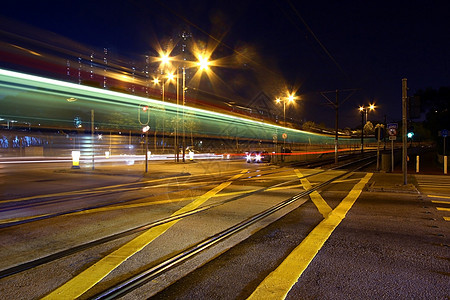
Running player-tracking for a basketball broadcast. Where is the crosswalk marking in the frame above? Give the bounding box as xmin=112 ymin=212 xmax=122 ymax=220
xmin=415 ymin=175 xmax=450 ymax=221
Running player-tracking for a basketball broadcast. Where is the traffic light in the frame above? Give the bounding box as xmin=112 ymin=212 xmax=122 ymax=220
xmin=138 ymin=104 xmax=150 ymax=125
xmin=407 ymin=126 xmax=414 ymax=139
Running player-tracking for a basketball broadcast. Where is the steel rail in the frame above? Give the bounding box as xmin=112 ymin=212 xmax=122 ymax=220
xmin=0 ymin=156 xmax=374 ymax=281
xmin=93 ymin=158 xmax=374 ymax=299
xmin=0 ymin=167 xmax=323 ymax=279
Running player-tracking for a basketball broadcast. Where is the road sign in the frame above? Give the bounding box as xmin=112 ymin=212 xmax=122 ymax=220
xmin=282 ymin=133 xmax=287 ymax=139
xmin=442 ymin=129 xmax=448 ymax=137
xmin=387 ymin=123 xmax=398 ymax=136
xmin=389 ymin=136 xmax=397 ymax=141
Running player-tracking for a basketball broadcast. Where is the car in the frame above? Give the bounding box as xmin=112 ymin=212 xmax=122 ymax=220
xmin=246 ymin=151 xmax=271 ymax=163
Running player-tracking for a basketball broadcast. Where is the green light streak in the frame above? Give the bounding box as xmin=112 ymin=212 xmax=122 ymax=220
xmin=0 ymin=68 xmax=359 ymax=145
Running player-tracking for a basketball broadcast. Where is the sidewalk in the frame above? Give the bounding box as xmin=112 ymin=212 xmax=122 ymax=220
xmin=366 ymin=173 xmax=419 ymax=194
xmin=365 ymin=148 xmax=447 ymax=193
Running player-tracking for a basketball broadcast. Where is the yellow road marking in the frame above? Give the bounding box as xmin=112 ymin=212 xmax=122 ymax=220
xmin=436 ymin=207 xmax=450 ymax=212
xmin=431 ymin=200 xmax=450 ymax=204
xmin=267 ymin=184 xmax=304 ymax=191
xmin=0 ymin=197 xmax=195 ymax=225
xmin=0 ymin=168 xmax=244 ymax=205
xmin=428 ymin=195 xmax=450 ymax=200
xmin=444 ymin=217 xmax=450 ymax=221
xmin=1 ymin=183 xmax=307 ymax=226
xmin=0 ymin=213 xmax=54 ymax=225
xmin=42 ymin=170 xmax=248 ymax=299
xmin=248 ymin=173 xmax=372 ymax=300
xmin=332 ymin=178 xmax=361 ymax=183
xmin=295 ymin=169 xmax=332 ymax=218
xmin=0 ymin=176 xmax=176 ymax=205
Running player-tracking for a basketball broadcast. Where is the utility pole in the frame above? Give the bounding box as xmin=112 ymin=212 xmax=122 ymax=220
xmin=402 ymin=78 xmax=408 ymax=185
xmin=320 ymin=88 xmax=358 ymax=164
xmin=335 ymin=90 xmax=339 ymax=164
xmin=91 ymin=109 xmax=95 ymax=170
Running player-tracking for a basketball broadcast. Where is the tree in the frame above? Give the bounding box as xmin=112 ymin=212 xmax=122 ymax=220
xmin=363 ymin=121 xmax=374 ymax=134
xmin=414 ymin=87 xmax=450 ymax=140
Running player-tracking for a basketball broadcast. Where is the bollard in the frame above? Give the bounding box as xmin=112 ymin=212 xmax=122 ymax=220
xmin=416 ymin=155 xmax=419 ymax=173
xmin=71 ymin=150 xmax=81 ymax=169
xmin=445 ymin=156 xmax=448 ymax=174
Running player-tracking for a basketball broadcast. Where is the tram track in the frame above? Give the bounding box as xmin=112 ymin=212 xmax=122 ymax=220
xmin=0 ymin=166 xmax=296 ymax=228
xmin=93 ymin=157 xmax=374 ymax=299
xmin=0 ymin=154 xmax=376 ymax=299
xmin=0 ymin=166 xmax=325 ymax=279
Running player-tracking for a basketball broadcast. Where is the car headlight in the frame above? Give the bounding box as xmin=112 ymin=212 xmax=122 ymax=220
xmin=255 ymin=154 xmax=261 ymax=162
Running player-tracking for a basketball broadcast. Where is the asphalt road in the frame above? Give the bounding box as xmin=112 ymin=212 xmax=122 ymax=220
xmin=0 ymin=159 xmax=448 ymax=299
xmin=150 ymin=176 xmax=449 ymax=299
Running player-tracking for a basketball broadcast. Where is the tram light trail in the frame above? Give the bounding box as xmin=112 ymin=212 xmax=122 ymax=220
xmin=0 ymin=68 xmax=362 ymax=146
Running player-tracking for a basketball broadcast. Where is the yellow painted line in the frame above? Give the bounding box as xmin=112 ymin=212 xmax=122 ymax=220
xmin=0 ymin=196 xmax=209 ymax=225
xmin=0 ymin=178 xmax=306 ymax=226
xmin=248 ymin=173 xmax=372 ymax=300
xmin=0 ymin=176 xmax=178 ymax=205
xmin=428 ymin=195 xmax=450 ymax=200
xmin=1 ymin=188 xmax=259 ymax=225
xmin=444 ymin=217 xmax=450 ymax=221
xmin=431 ymin=200 xmax=450 ymax=204
xmin=267 ymin=184 xmax=304 ymax=191
xmin=436 ymin=207 xmax=450 ymax=212
xmin=295 ymin=169 xmax=332 ymax=218
xmin=42 ymin=170 xmax=248 ymax=299
xmin=0 ymin=168 xmax=241 ymax=205
xmin=210 ymin=190 xmax=257 ymax=198
xmin=0 ymin=213 xmax=54 ymax=225
xmin=332 ymin=178 xmax=361 ymax=183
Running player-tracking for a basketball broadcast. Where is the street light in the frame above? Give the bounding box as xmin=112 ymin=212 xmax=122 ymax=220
xmin=153 ymin=50 xmax=212 ymax=162
xmin=359 ymin=104 xmax=376 ymax=153
xmin=180 ymin=55 xmax=211 ymax=162
xmin=275 ymin=93 xmax=296 ymax=159
xmin=275 ymin=93 xmax=295 ymax=127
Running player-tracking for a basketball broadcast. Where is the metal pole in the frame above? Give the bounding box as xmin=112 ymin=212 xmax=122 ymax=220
xmin=361 ymin=110 xmax=364 ymax=153
xmin=335 ymin=90 xmax=338 ymax=164
xmin=402 ymin=78 xmax=408 ymax=185
xmin=383 ymin=115 xmax=387 ymax=150
xmin=91 ymin=109 xmax=95 ymax=170
xmin=283 ymin=100 xmax=286 ymax=161
xmin=175 ymin=68 xmax=179 ymax=162
xmin=444 ymin=136 xmax=446 ymax=156
xmin=391 ymin=139 xmax=394 ymax=172
xmin=182 ymin=67 xmax=186 ymax=163
xmin=145 ymin=131 xmax=148 ymax=173
xmin=162 ymin=79 xmax=165 ymax=153
xmin=376 ymin=126 xmax=381 ymax=170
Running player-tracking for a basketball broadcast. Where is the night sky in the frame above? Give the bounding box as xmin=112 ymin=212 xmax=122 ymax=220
xmin=1 ymin=0 xmax=449 ymax=128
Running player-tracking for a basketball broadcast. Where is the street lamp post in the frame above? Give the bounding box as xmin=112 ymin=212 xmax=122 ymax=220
xmin=359 ymin=104 xmax=375 ymax=154
xmin=154 ymin=51 xmax=211 ymax=162
xmin=158 ymin=53 xmax=172 ymax=154
xmin=180 ymin=56 xmax=210 ymax=162
xmin=276 ymin=94 xmax=295 ymax=160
